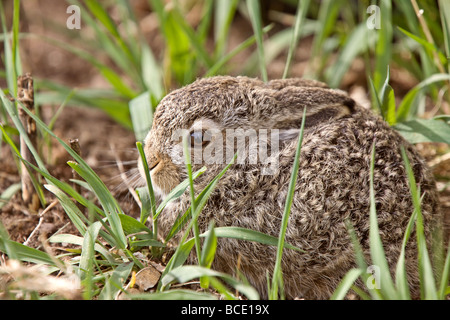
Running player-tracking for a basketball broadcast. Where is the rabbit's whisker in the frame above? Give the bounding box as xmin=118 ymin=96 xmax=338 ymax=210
xmin=109 ymin=149 xmax=142 ymax=207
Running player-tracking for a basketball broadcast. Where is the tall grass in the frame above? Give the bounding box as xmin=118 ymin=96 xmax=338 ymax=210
xmin=269 ymin=107 xmax=307 ymax=300
xmin=0 ymin=0 xmax=449 ymax=300
xmin=332 ymin=145 xmax=450 ymax=300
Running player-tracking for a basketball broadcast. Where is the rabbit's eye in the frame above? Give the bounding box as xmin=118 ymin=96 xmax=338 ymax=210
xmin=190 ymin=130 xmax=209 ymax=147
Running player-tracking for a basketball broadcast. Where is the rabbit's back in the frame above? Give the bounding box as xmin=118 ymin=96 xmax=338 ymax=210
xmin=147 ymin=77 xmax=442 ymax=299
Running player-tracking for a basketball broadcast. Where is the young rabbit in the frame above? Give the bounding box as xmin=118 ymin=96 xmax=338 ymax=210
xmin=140 ymin=76 xmax=442 ymax=299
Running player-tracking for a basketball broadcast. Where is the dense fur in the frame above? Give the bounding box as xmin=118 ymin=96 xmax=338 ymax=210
xmin=141 ymin=76 xmax=442 ymax=299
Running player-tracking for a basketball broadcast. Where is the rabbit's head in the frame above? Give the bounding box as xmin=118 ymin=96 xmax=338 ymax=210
xmin=141 ymin=76 xmax=356 ymax=197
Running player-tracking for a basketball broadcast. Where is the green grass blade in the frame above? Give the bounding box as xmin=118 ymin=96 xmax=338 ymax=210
xmin=382 ymin=85 xmax=397 ymax=125
xmin=129 ymin=92 xmax=154 ymax=142
xmin=136 ymin=142 xmax=157 ymax=230
xmin=98 ymin=67 xmax=137 ymax=99
xmin=205 ymin=24 xmax=273 ymax=77
xmin=438 ymin=0 xmax=450 ymax=73
xmin=0 ymin=222 xmax=56 ymax=265
xmin=214 ymin=0 xmax=239 ymax=58
xmin=119 ymin=213 xmax=164 ymax=248
xmin=163 ymin=207 xmax=192 ymax=244
xmin=154 ymin=167 xmax=206 ymax=219
xmin=24 ymin=158 xmax=105 ymax=219
xmin=83 ymin=0 xmax=121 ymax=40
xmin=368 ymin=142 xmax=398 ymax=299
xmin=394 ymin=118 xmax=450 ymax=144
xmin=246 ymin=0 xmax=268 ymax=82
xmin=200 ymin=222 xmax=217 ymax=269
xmin=270 ymin=107 xmax=307 ymax=300
xmin=0 ymin=183 xmax=21 ymax=209
xmin=140 ymin=42 xmax=164 ymax=100
xmin=207 ymin=276 xmax=238 ymax=300
xmin=12 ymin=0 xmax=22 ymax=81
xmin=243 ymin=27 xmax=299 ymax=77
xmin=162 ymin=265 xmax=259 ymax=300
xmin=150 ymin=2 xmax=193 ymax=85
xmin=47 ymin=90 xmax=76 ymax=132
xmin=160 ymin=153 xmax=237 ymax=289
xmin=0 ymin=240 xmax=56 ymax=265
xmin=98 ymin=262 xmax=134 ymax=300
xmin=0 ymin=86 xmax=47 ymax=174
xmin=373 ymin=0 xmax=393 ymax=94
xmin=200 ymin=222 xmax=217 ymax=288
xmin=81 ymin=0 xmax=136 ymax=65
xmin=129 ymin=289 xmax=217 ymax=300
xmin=162 ymin=163 xmax=225 ymax=243
xmin=345 ymin=219 xmax=369 ymax=272
xmin=189 ymin=154 xmax=237 ymax=220
xmin=182 ymin=134 xmax=201 ymax=261
xmin=282 ymin=0 xmax=310 ymax=79
xmin=44 ymin=184 xmax=88 ymax=236
xmin=200 ymin=227 xmax=304 ymax=252
xmin=305 ymin=0 xmax=342 ymax=79
xmin=438 ymin=246 xmax=450 ymax=299
xmin=35 ymin=80 xmax=132 ymax=129
xmin=330 ymin=268 xmax=363 ymax=300
xmin=400 ymin=147 xmax=438 ymax=300
xmin=49 ymin=233 xmax=114 ymax=263
xmin=1 ymin=117 xmax=117 ymax=241
xmin=161 ymin=238 xmax=195 ymax=279
xmin=129 ymin=235 xmax=165 ymax=248
xmin=157 ymin=238 xmax=195 ymax=292
xmin=135 ymin=187 xmax=152 ymax=225
xmin=79 ymin=221 xmax=102 ymax=286
xmin=372 ymin=65 xmax=397 ymax=125
xmin=69 ymin=0 xmax=141 ymax=85
xmin=394 ymin=205 xmax=418 ymax=300
xmin=25 ymin=159 xmax=119 ymax=250
xmin=68 ymin=161 xmax=127 ymax=250
xmin=118 ymin=213 xmax=152 ymax=237
xmin=344 ymin=219 xmax=383 ymax=300
xmin=397 ymin=74 xmax=450 ymax=122
xmin=0 ymin=220 xmax=18 ymax=261
xmin=0 ymin=1 xmax=17 ymax=96
xmin=368 ymin=76 xmax=385 ymax=118
xmin=28 ymin=33 xmax=137 ymax=99
xmin=197 ymin=0 xmax=214 ymax=43
xmin=397 ymin=27 xmax=447 ymax=65
xmin=171 ymin=8 xmax=214 ymax=69
xmin=325 ymin=23 xmax=369 ymax=88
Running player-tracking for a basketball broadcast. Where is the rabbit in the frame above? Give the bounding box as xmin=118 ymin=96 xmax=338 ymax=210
xmin=139 ymin=75 xmax=443 ymax=299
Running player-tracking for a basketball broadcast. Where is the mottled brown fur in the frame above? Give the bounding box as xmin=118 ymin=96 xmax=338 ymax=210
xmin=141 ymin=76 xmax=442 ymax=299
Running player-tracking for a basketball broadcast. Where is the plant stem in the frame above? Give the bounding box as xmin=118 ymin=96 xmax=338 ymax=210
xmin=17 ymin=73 xmax=40 ymax=211
xmin=410 ymin=0 xmax=445 ymax=74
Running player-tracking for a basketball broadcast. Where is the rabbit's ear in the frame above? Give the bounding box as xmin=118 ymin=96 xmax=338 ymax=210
xmin=249 ymin=86 xmax=356 ymax=132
